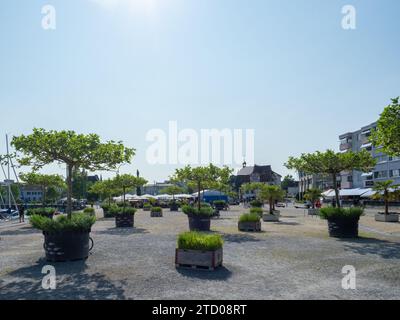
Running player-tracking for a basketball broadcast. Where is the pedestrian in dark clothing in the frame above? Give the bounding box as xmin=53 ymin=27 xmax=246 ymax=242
xmin=19 ymin=205 xmax=25 ymax=223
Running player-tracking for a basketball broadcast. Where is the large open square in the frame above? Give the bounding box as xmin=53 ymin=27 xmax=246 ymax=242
xmin=1 ymin=206 xmax=399 ymax=300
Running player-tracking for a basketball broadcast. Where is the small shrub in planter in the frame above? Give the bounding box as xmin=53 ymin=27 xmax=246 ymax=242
xmin=143 ymin=203 xmax=151 ymax=211
xmin=101 ymin=204 xmax=116 ymax=217
xmin=249 ymin=207 xmax=263 ymax=217
xmin=30 ymin=213 xmax=96 ymax=262
xmin=111 ymin=207 xmax=137 ymax=228
xmin=262 ymin=210 xmax=280 ymax=222
xmin=169 ymin=201 xmax=179 ymax=211
xmin=250 ymin=200 xmax=263 ymax=208
xmin=238 ymin=213 xmax=261 ymax=232
xmin=213 ymin=200 xmax=226 ymax=211
xmin=27 ymin=207 xmax=56 ymax=219
xmin=83 ymin=207 xmax=95 ymax=216
xmin=175 ymin=232 xmax=223 ymax=270
xmin=151 ymin=206 xmax=163 ymax=217
xmin=320 ymin=207 xmax=364 ymax=238
xmin=182 ymin=205 xmax=213 ymax=231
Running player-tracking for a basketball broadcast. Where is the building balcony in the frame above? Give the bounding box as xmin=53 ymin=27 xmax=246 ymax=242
xmin=340 ymin=142 xmax=352 ymax=151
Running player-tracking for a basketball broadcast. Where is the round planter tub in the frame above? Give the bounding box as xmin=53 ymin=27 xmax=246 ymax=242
xmin=115 ymin=214 xmax=134 ymax=228
xmin=43 ymin=230 xmax=93 ymax=262
xmin=188 ymin=215 xmax=211 ymax=231
xmin=327 ymin=217 xmax=359 ymax=238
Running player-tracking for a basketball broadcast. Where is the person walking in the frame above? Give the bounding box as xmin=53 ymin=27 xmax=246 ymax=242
xmin=18 ymin=204 xmax=25 ymax=223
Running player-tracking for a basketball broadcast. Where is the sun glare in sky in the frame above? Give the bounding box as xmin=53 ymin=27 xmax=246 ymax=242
xmin=91 ymin=0 xmax=158 ymax=15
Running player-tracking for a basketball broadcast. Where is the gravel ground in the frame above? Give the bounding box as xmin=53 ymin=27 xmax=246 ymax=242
xmin=1 ymin=205 xmax=400 ymax=300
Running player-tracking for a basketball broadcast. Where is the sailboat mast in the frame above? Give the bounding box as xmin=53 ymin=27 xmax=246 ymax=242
xmin=6 ymin=134 xmax=11 ymax=210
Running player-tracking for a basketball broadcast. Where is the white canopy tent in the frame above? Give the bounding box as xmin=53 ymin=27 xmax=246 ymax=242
xmin=322 ymin=188 xmax=375 ymax=198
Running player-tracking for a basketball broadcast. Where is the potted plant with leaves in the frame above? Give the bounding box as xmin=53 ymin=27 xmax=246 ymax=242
xmin=160 ymin=185 xmax=185 ymax=211
xmin=249 ymin=207 xmax=263 ymax=218
xmin=12 ymin=128 xmax=134 ymax=261
xmin=83 ymin=207 xmax=95 ymax=217
xmin=259 ymin=185 xmax=284 ymax=222
xmin=26 ymin=207 xmax=57 ymax=219
xmin=319 ymin=207 xmax=364 ymax=238
xmin=150 ymin=206 xmax=163 ymax=217
xmin=143 ymin=203 xmax=151 ymax=211
xmin=213 ymin=200 xmax=226 ymax=211
xmin=304 ymin=188 xmax=322 ymax=216
xmin=372 ymin=180 xmax=400 ymax=222
xmin=30 ymin=213 xmax=96 ymax=262
xmin=111 ymin=206 xmax=137 ymax=228
xmin=250 ymin=199 xmax=263 ymax=208
xmin=182 ymin=205 xmax=213 ymax=231
xmin=89 ymin=179 xmax=120 ymax=217
xmin=238 ymin=213 xmax=262 ymax=232
xmin=175 ymin=232 xmax=223 ymax=270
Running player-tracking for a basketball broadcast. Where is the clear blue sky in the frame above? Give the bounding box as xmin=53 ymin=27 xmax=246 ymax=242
xmin=1 ymin=0 xmax=399 ymax=182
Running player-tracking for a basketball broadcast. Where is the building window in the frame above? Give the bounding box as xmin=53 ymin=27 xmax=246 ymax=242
xmin=390 ymin=170 xmax=400 ymax=178
xmin=374 ymin=171 xmax=388 ymax=179
xmin=375 ymin=155 xmax=388 ymax=163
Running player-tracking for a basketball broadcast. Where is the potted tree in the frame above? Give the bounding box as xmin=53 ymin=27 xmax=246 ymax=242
xmin=238 ymin=213 xmax=262 ymax=232
xmin=320 ymin=207 xmax=364 ymax=238
xmin=259 ymin=185 xmax=284 ymax=222
xmin=143 ymin=203 xmax=152 ymax=211
xmin=89 ymin=179 xmax=120 ymax=217
xmin=160 ymin=185 xmax=185 ymax=212
xmin=182 ymin=205 xmax=213 ymax=231
xmin=112 ymin=174 xmax=147 ymax=208
xmin=12 ymin=129 xmax=134 ymax=261
xmin=304 ymin=188 xmax=322 ymax=215
xmin=286 ymin=149 xmax=376 ymax=209
xmin=372 ymin=180 xmax=400 ymax=223
xmin=150 ymin=206 xmax=163 ymax=217
xmin=175 ymin=232 xmax=223 ymax=270
xmin=30 ymin=213 xmax=96 ymax=262
xmin=111 ymin=206 xmax=136 ymax=228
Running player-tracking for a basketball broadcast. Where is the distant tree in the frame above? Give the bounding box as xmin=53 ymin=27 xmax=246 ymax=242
xmin=160 ymin=185 xmax=185 ymax=201
xmin=304 ymin=188 xmax=322 ymax=209
xmin=258 ymin=185 xmax=285 ymax=214
xmin=372 ymin=180 xmax=400 ymax=216
xmin=286 ymin=150 xmax=376 ymax=208
xmin=281 ymin=175 xmax=297 ymax=191
xmin=90 ymin=179 xmax=120 ymax=206
xmin=370 ymin=97 xmax=400 ymax=156
xmin=12 ymin=129 xmax=134 ymax=217
xmin=112 ymin=174 xmax=147 ymax=207
xmin=19 ymin=172 xmax=65 ymax=205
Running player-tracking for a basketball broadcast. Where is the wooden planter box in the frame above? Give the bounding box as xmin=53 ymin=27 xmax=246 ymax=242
xmin=375 ymin=213 xmax=399 ymax=223
xmin=151 ymin=211 xmax=163 ymax=217
xmin=327 ymin=217 xmax=359 ymax=238
xmin=238 ymin=221 xmax=261 ymax=232
xmin=175 ymin=248 xmax=223 ymax=270
xmin=263 ymin=212 xmax=280 ymax=222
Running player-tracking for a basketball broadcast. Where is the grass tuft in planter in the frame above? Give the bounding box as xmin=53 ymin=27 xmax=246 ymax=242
xmin=178 ymin=232 xmax=223 ymax=251
xmin=249 ymin=207 xmax=263 ymax=217
xmin=238 ymin=213 xmax=261 ymax=232
xmin=111 ymin=207 xmax=137 ymax=228
xmin=176 ymin=232 xmax=223 ymax=270
xmin=320 ymin=207 xmax=364 ymax=238
xmin=151 ymin=206 xmax=163 ymax=217
xmin=182 ymin=205 xmax=213 ymax=231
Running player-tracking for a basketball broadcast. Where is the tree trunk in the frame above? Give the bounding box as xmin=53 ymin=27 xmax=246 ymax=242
xmin=67 ymin=164 xmax=73 ymax=218
xmin=333 ymin=174 xmax=340 ymax=208
xmin=42 ymin=185 xmax=46 ymax=208
xmin=384 ymin=190 xmax=389 ymax=215
xmin=197 ymin=182 xmax=201 ymax=211
xmin=269 ymin=197 xmax=273 ymax=214
xmin=123 ymin=186 xmax=126 ymax=209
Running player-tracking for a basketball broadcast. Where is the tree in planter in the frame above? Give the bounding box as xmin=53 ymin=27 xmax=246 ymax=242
xmin=370 ymin=97 xmax=400 ymax=156
xmin=258 ymin=185 xmax=285 ymax=214
xmin=286 ymin=150 xmax=376 ymax=208
xmin=112 ymin=174 xmax=147 ymax=208
xmin=12 ymin=129 xmax=135 ymax=217
xmin=160 ymin=185 xmax=185 ymax=202
xmin=304 ymin=188 xmax=322 ymax=209
xmin=372 ymin=180 xmax=400 ymax=216
xmin=90 ymin=179 xmax=121 ymax=207
xmin=19 ymin=172 xmax=66 ymax=206
xmin=172 ymin=164 xmax=229 ymax=211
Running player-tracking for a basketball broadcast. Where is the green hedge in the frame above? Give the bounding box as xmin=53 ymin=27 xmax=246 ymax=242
xmin=30 ymin=213 xmax=96 ymax=233
xmin=181 ymin=205 xmax=213 ymax=217
xmin=250 ymin=200 xmax=263 ymax=208
xmin=26 ymin=207 xmax=56 ymax=217
xmin=177 ymin=232 xmax=223 ymax=251
xmin=239 ymin=213 xmax=261 ymax=223
xmin=110 ymin=206 xmax=137 ymax=216
xmin=320 ymin=207 xmax=364 ymax=220
xmin=151 ymin=206 xmax=162 ymax=213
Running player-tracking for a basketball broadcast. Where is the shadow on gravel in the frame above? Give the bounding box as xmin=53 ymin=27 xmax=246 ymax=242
xmin=0 ymin=258 xmax=126 ymax=300
xmin=276 ymin=221 xmax=300 ymax=226
xmin=176 ymin=266 xmax=232 ymax=280
xmin=341 ymin=238 xmax=400 ymax=260
xmin=94 ymin=228 xmax=149 ymax=236
xmin=220 ymin=233 xmax=263 ymax=243
xmin=0 ymin=226 xmax=41 ymax=236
